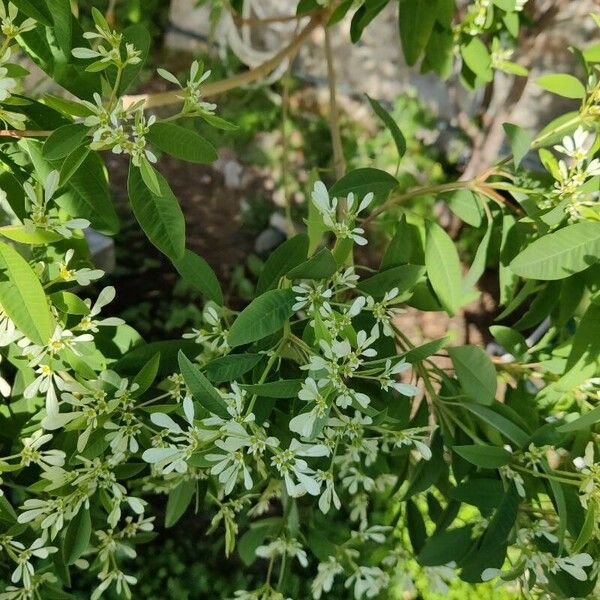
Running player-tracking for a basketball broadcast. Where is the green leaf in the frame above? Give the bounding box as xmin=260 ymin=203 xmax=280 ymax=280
xmin=63 ymin=508 xmax=91 ymax=565
xmin=256 ymin=234 xmax=308 ymax=295
xmin=0 ymin=241 xmax=54 ymax=344
xmin=489 ymin=325 xmax=528 ymax=358
xmin=26 ymin=142 xmax=119 ymax=235
xmin=425 ymin=221 xmax=463 ymax=315
xmin=460 ymin=485 xmax=519 ymax=582
xmin=11 ymin=0 xmax=52 ymax=25
xmin=228 ymin=289 xmax=295 ymax=348
xmin=133 ymin=353 xmax=161 ymax=396
xmin=491 ymin=0 xmax=515 ymax=9
xmin=449 ymin=345 xmax=497 ymax=405
xmin=330 ymin=168 xmax=398 ymax=203
xmin=509 ymin=222 xmax=600 ymax=280
xmin=453 ymin=445 xmax=512 ymax=469
xmin=147 ymin=122 xmax=217 ymax=164
xmin=43 ymin=124 xmax=88 ymax=161
xmin=572 ymin=502 xmax=596 ymax=553
xmin=449 ymin=479 xmax=505 ymax=513
xmin=358 ymin=265 xmax=425 ymax=298
xmin=286 ymin=248 xmax=337 ymax=280
xmin=165 ymin=480 xmax=196 ymax=528
xmin=172 ymin=249 xmax=223 ymax=305
xmin=47 ymin=0 xmax=72 ymax=58
xmin=444 ymin=189 xmax=483 ymax=227
xmin=463 ymin=403 xmax=529 ymax=447
xmin=205 ymin=354 xmax=262 ymax=384
xmin=381 ymin=215 xmax=424 ymax=268
xmin=0 ymin=225 xmax=62 ymax=245
xmin=418 ymin=527 xmax=474 ymax=567
xmin=399 ymin=0 xmax=439 ymax=66
xmin=403 ymin=337 xmax=448 ymax=363
xmin=558 ymin=406 xmax=600 ymax=433
xmin=59 ymin=145 xmax=90 ymax=186
xmin=503 ymin=123 xmax=532 ymax=168
xmin=350 ymin=0 xmax=388 ymax=42
xmin=177 ymin=351 xmax=229 ymax=419
xmin=139 ymin=157 xmax=161 ymax=196
xmin=128 ymin=164 xmax=185 ymax=261
xmin=366 ymin=95 xmax=406 ymax=161
xmin=119 ymin=24 xmax=151 ymax=94
xmin=461 ymin=38 xmax=493 ymax=81
xmin=240 ymin=379 xmax=303 ymax=398
xmin=536 ymin=74 xmax=586 ymax=99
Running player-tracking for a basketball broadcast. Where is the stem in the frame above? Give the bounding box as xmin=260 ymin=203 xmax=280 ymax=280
xmin=0 ymin=130 xmax=52 ymax=138
xmin=109 ymin=66 xmax=124 ymax=110
xmin=245 ymin=339 xmax=286 ymax=416
xmin=363 ymin=180 xmax=476 ymax=224
xmin=123 ymin=10 xmax=328 ymax=111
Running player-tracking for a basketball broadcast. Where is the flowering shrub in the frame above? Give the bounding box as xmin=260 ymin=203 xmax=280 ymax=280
xmin=0 ymin=1 xmax=598 ymax=599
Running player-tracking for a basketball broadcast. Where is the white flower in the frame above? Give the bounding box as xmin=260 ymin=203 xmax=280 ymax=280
xmin=256 ymin=538 xmax=308 ymax=568
xmin=554 ymin=127 xmax=591 ymax=161
xmin=292 ymin=281 xmax=333 ymax=313
xmin=345 ymin=566 xmax=389 ymax=599
xmin=271 ymin=440 xmax=329 ymax=497
xmin=379 ymin=359 xmax=418 ymax=396
xmin=19 ymin=430 xmax=65 ymax=470
xmin=9 ymin=538 xmax=57 ymax=587
xmin=316 ymin=470 xmax=340 ymax=514
xmin=23 ymin=364 xmax=67 ymax=415
xmin=312 ymin=557 xmax=343 ymax=599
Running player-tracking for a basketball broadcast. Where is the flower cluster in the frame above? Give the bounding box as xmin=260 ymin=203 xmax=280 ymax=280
xmin=547 ymin=127 xmax=600 ymax=220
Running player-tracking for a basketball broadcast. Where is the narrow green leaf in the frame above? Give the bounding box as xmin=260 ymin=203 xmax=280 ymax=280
xmin=463 ymin=403 xmax=529 ymax=447
xmin=449 ymin=345 xmax=497 ymax=405
xmin=509 ymin=222 xmax=600 ymax=280
xmin=453 ymin=445 xmax=512 ymax=469
xmin=256 ymin=234 xmax=309 ymax=295
xmin=461 ymin=38 xmax=493 ymax=81
xmin=177 ymin=351 xmax=229 ymax=419
xmin=63 ymin=508 xmax=91 ymax=565
xmin=173 ymin=249 xmax=223 ymax=305
xmin=133 ymin=352 xmax=161 ymax=396
xmin=205 ymin=354 xmax=262 ymax=384
xmin=228 ymin=289 xmax=295 ymax=348
xmin=59 ymin=145 xmax=90 ymax=186
xmin=366 ymin=95 xmax=406 ymax=161
xmin=330 ymin=168 xmax=398 ymax=203
xmin=572 ymin=502 xmax=596 ymax=553
xmin=381 ymin=215 xmax=424 ymax=269
xmin=503 ymin=123 xmax=532 ymax=168
xmin=0 ymin=241 xmax=54 ymax=344
xmin=128 ymin=164 xmax=185 ymax=261
xmin=489 ymin=325 xmax=528 ymax=358
xmin=358 ymin=265 xmax=425 ymax=298
xmin=139 ymin=157 xmax=161 ymax=196
xmin=287 ymin=248 xmax=337 ymax=280
xmin=444 ymin=189 xmax=483 ymax=227
xmin=536 ymin=74 xmax=586 ymax=99
xmin=399 ymin=0 xmax=439 ymax=66
xmin=147 ymin=122 xmax=218 ymax=164
xmin=165 ymin=480 xmax=196 ymax=528
xmin=425 ymin=221 xmax=463 ymax=315
xmin=43 ymin=123 xmax=88 ymax=161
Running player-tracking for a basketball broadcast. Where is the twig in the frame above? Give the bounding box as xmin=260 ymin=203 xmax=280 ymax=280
xmin=0 ymin=129 xmax=52 ymax=138
xmin=280 ymin=40 xmax=296 ymax=238
xmin=123 ymin=11 xmax=327 ymax=110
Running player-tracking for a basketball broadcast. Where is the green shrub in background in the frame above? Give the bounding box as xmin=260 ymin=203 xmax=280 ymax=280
xmin=0 ymin=1 xmax=598 ymax=599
